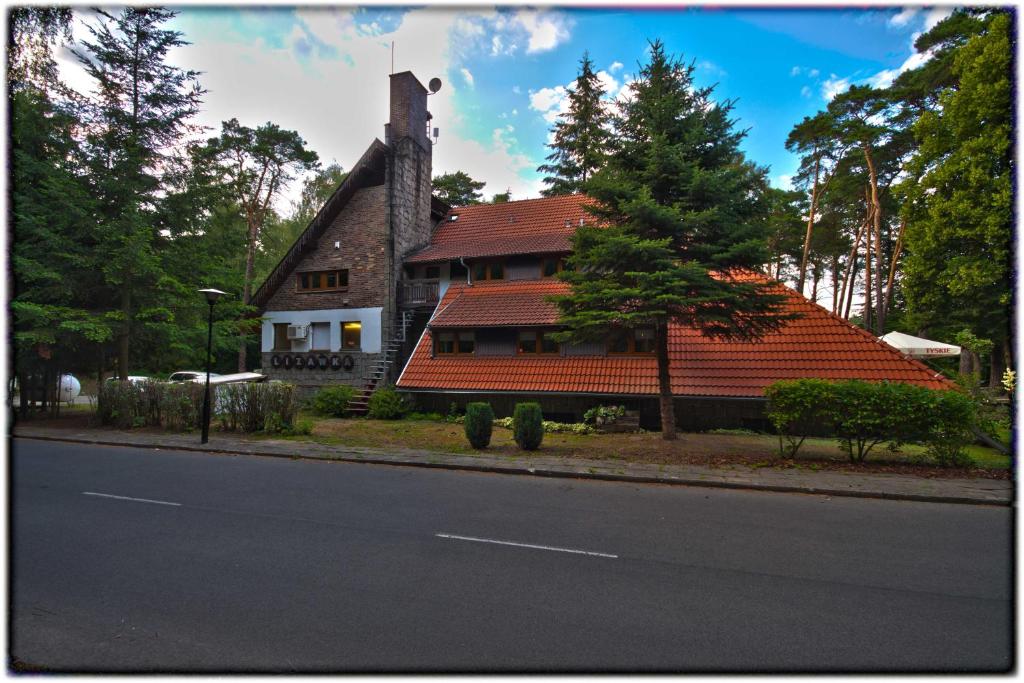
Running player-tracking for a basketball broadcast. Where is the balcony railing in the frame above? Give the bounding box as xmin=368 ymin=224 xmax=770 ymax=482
xmin=398 ymin=278 xmax=440 ymax=307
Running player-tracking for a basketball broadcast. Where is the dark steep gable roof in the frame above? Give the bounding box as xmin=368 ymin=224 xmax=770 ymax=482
xmin=251 ymin=139 xmax=388 ymax=310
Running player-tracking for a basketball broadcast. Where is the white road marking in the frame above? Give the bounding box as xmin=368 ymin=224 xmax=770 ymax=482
xmin=436 ymin=533 xmax=617 ymax=559
xmin=82 ymin=492 xmax=181 ymax=507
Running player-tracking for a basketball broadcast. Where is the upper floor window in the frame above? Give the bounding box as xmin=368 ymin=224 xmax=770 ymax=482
xmin=298 ymin=269 xmax=348 ymax=292
xmin=424 ymin=265 xmax=441 ymax=279
xmin=517 ymin=329 xmax=560 ymax=355
xmin=472 ymin=261 xmax=504 ymax=282
xmin=541 ymin=258 xmax=565 ymax=278
xmin=609 ymin=328 xmax=656 ymax=354
xmin=436 ymin=330 xmax=475 ymax=355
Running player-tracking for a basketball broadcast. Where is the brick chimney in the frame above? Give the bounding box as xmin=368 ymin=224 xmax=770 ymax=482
xmin=383 ymin=71 xmax=435 ymax=361
xmin=386 ymin=71 xmax=431 ymax=150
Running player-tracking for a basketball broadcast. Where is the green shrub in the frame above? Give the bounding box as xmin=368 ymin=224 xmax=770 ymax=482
xmin=367 ymin=386 xmax=409 ymax=420
xmin=765 ymin=379 xmax=978 ymax=465
xmin=97 ymin=379 xmax=298 ymax=434
xmin=216 ymin=382 xmax=297 ymax=433
xmin=513 ymin=402 xmax=544 ymax=450
xmin=310 ymin=384 xmax=357 ymax=417
xmin=407 ymin=411 xmax=444 ymax=421
xmin=765 ymin=379 xmax=836 ymax=457
xmin=583 ymin=405 xmax=626 ymax=426
xmin=463 ymin=402 xmax=494 ymax=449
xmin=923 ymin=390 xmax=977 ymax=467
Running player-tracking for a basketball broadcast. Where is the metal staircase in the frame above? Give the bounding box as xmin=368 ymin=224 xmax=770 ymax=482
xmin=345 ymin=310 xmax=414 ymax=416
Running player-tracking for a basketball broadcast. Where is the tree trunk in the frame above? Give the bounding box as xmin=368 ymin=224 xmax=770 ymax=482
xmin=239 ymin=216 xmax=259 ymax=372
xmin=810 ymin=261 xmax=820 ymax=303
xmin=863 ymin=198 xmax=873 ymax=331
xmin=656 ymin=322 xmax=677 ymax=441
xmin=838 ymin=219 xmax=866 ymax=318
xmin=797 ymin=152 xmax=821 ymax=296
xmin=990 ymin=338 xmax=1007 ymax=389
xmin=831 ymin=255 xmax=840 ymax=314
xmin=863 ymin=147 xmax=884 ymax=333
xmin=882 ymin=217 xmax=906 ymax=325
xmin=118 ymin=286 xmax=131 ymax=379
xmin=18 ymin=371 xmax=28 ymax=420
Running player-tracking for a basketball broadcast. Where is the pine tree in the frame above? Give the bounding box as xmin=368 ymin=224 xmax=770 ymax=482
xmin=74 ymin=8 xmax=204 ymax=378
xmin=200 ymin=118 xmax=319 ymax=371
xmin=538 ymin=52 xmax=611 ymax=196
xmin=432 ymin=170 xmax=485 ymax=207
xmin=555 ymin=41 xmax=791 ymax=440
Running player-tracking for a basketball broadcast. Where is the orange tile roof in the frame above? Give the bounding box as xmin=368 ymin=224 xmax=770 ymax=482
xmin=431 ymin=280 xmax=563 ymax=327
xmin=397 ymin=276 xmax=952 ymax=398
xmin=406 ymin=194 xmax=593 ymax=263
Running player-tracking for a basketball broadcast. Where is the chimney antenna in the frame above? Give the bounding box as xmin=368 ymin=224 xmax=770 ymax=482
xmin=390 ymin=41 xmax=394 ymax=75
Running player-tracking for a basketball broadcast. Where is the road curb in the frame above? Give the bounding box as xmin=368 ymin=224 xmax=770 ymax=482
xmin=14 ymin=433 xmax=1011 ymax=507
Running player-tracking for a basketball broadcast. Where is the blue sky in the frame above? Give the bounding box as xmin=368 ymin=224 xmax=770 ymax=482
xmin=60 ymin=5 xmax=952 ymax=202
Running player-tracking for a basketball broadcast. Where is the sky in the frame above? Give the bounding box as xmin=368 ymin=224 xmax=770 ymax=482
xmin=55 ymin=4 xmax=954 ymax=207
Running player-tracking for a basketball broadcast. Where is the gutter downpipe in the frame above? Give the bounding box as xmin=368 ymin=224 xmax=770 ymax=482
xmin=460 ymin=257 xmax=472 ymax=286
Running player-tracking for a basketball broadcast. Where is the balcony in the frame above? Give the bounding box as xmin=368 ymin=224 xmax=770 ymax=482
xmin=398 ymin=278 xmax=440 ymax=308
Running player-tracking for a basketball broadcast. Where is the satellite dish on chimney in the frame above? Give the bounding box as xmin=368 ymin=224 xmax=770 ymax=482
xmin=428 ymin=77 xmax=442 ymax=94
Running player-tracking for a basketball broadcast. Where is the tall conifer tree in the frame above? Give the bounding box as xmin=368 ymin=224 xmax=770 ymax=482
xmin=75 ymin=8 xmax=204 ymax=378
xmin=555 ymin=41 xmax=790 ymax=440
xmin=538 ymin=52 xmax=611 ymax=196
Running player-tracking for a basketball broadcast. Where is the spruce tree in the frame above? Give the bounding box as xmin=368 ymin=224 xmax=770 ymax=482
xmin=538 ymin=52 xmax=611 ymax=196
xmin=74 ymin=8 xmax=204 ymax=378
xmin=555 ymin=41 xmax=790 ymax=440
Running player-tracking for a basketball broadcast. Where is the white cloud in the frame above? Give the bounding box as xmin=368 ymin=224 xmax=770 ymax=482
xmin=774 ymin=174 xmax=794 ymax=190
xmin=595 ymin=69 xmax=620 ymax=95
xmin=822 ymin=74 xmax=851 ymax=101
xmin=888 ymin=7 xmax=920 ymax=27
xmin=512 ymin=85 xmax=521 ymax=94
xmin=490 ymin=34 xmax=503 ymax=56
xmin=790 ymin=65 xmax=801 ymax=77
xmin=515 ymin=10 xmax=571 ymax=53
xmin=460 ymin=67 xmax=474 ymax=88
xmin=529 ymin=84 xmax=569 ymax=124
xmin=800 ymin=85 xmax=812 ymax=98
xmin=609 ymin=60 xmax=624 ymax=73
xmin=924 ymin=7 xmax=954 ymax=30
xmin=808 ymin=68 xmax=820 ymax=78
xmin=511 ymin=108 xmax=518 ymax=116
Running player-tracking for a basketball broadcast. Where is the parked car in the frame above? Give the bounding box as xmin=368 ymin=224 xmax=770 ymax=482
xmin=168 ymin=370 xmax=221 ymax=383
xmin=104 ymin=375 xmax=154 ymax=385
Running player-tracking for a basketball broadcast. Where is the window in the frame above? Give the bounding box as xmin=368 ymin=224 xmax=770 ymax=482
xmin=310 ymin=322 xmax=330 ymax=351
xmin=297 ymin=269 xmax=349 ymax=292
xmin=609 ymin=328 xmax=656 ymax=354
xmin=436 ymin=330 xmax=474 ymax=355
xmin=471 ymin=261 xmax=505 ymax=281
xmin=518 ymin=329 xmax=560 ymax=355
xmin=541 ymin=258 xmax=564 ymax=278
xmin=342 ymin=322 xmax=361 ymax=350
xmin=425 ymin=265 xmax=441 ymax=279
xmin=273 ymin=323 xmax=290 ymax=351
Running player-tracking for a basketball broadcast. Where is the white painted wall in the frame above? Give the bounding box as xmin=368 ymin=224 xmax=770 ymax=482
xmin=261 ymin=307 xmax=383 ymax=353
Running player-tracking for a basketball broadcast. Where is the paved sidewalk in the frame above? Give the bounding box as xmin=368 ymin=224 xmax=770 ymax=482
xmin=12 ymin=425 xmax=1014 ymax=506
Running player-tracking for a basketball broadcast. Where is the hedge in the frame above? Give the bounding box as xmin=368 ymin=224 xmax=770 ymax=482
xmin=310 ymin=384 xmax=357 ymax=417
xmin=765 ymin=379 xmax=977 ymax=465
xmin=97 ymin=379 xmax=298 ymax=434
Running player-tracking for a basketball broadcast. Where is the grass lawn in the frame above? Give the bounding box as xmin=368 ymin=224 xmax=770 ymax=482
xmin=285 ymin=414 xmax=1011 ymax=479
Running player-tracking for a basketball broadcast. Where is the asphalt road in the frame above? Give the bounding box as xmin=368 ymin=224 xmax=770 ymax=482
xmin=10 ymin=437 xmax=1013 ymax=672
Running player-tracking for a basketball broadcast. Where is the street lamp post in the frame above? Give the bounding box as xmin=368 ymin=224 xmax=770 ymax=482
xmin=198 ymin=288 xmax=226 ymax=444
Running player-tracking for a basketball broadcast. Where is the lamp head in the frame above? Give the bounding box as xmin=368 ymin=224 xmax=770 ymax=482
xmin=199 ymin=288 xmax=227 ymax=304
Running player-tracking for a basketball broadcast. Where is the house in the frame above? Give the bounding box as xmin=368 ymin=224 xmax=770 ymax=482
xmin=254 ymin=71 xmax=949 ymax=428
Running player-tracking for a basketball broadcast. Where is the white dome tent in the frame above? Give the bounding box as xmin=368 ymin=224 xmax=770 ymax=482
xmin=879 ymin=331 xmax=961 ymax=359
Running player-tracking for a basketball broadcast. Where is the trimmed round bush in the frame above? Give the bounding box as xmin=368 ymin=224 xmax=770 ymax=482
xmin=367 ymin=386 xmax=409 ymax=420
xmin=513 ymin=402 xmax=544 ymax=450
xmin=310 ymin=384 xmax=357 ymax=417
xmin=463 ymin=402 xmax=494 ymax=449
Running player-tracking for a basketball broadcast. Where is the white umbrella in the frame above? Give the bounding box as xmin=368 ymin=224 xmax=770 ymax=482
xmin=879 ymin=331 xmax=961 ymax=359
